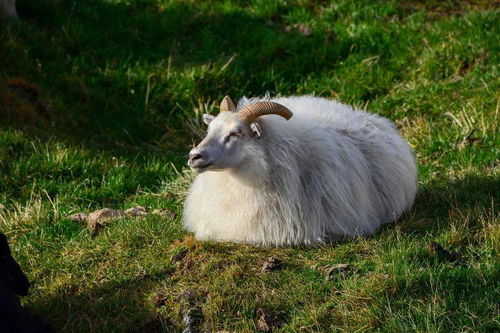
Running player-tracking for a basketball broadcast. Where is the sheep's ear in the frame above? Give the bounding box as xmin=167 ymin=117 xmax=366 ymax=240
xmin=202 ymin=114 xmax=215 ymax=125
xmin=250 ymin=122 xmax=262 ymax=138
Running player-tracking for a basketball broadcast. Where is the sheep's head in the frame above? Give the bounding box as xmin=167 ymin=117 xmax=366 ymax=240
xmin=188 ymin=96 xmax=293 ymax=173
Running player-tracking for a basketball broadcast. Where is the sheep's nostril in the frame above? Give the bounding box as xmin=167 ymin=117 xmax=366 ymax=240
xmin=190 ymin=153 xmax=203 ymax=161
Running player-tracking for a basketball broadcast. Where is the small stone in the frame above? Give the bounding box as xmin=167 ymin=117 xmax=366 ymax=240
xmin=125 ymin=206 xmax=148 ymax=217
xmin=68 ymin=213 xmax=87 ymax=223
xmin=261 ymin=257 xmax=282 ymax=273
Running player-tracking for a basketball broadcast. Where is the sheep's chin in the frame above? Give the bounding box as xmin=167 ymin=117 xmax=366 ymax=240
xmin=191 ymin=163 xmax=215 ymax=173
xmin=191 ymin=163 xmax=231 ymax=174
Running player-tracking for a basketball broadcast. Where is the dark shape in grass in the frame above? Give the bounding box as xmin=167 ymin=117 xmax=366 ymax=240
xmin=129 ymin=317 xmax=171 ymax=333
xmin=261 ymin=257 xmax=282 ymax=273
xmin=426 ymin=241 xmax=461 ymax=263
xmin=182 ymin=307 xmax=203 ymax=333
xmin=152 ymin=293 xmax=168 ymax=308
xmin=454 ymin=128 xmax=484 ymax=149
xmin=256 ymin=308 xmax=286 ymax=332
xmin=171 ymin=249 xmax=188 ymax=263
xmin=1 ymin=78 xmax=52 ymax=129
xmin=177 ymin=289 xmax=203 ymax=333
xmin=0 ymin=233 xmax=30 ymax=296
xmin=0 ymin=233 xmax=51 ymax=332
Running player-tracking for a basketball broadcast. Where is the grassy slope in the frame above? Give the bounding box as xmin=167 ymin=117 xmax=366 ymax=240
xmin=0 ymin=0 xmax=499 ymax=331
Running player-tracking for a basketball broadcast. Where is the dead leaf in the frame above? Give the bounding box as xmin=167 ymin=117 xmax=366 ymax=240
xmin=152 ymin=208 xmax=177 ymax=219
xmin=87 ymin=208 xmax=125 ymax=233
xmin=261 ymin=257 xmax=282 ymax=273
xmin=68 ymin=213 xmax=87 ymax=223
xmin=70 ymin=205 xmax=161 ymax=233
xmin=256 ymin=308 xmax=285 ymax=332
xmin=125 ymin=206 xmax=148 ymax=217
xmin=317 ymin=263 xmax=350 ymax=279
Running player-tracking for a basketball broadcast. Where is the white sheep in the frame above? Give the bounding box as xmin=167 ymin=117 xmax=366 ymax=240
xmin=183 ymin=95 xmax=417 ymax=246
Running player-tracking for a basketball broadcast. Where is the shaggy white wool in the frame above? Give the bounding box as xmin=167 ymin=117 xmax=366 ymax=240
xmin=184 ymin=95 xmax=417 ymax=246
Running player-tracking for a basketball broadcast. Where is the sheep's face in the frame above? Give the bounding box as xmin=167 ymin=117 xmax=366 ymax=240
xmin=188 ymin=111 xmax=258 ymax=173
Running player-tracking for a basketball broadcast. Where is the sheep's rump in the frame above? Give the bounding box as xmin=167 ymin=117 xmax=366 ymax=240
xmin=184 ymin=96 xmax=417 ymax=246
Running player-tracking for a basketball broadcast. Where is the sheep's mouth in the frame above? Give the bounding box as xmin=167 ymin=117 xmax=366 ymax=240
xmin=191 ymin=162 xmax=213 ymax=172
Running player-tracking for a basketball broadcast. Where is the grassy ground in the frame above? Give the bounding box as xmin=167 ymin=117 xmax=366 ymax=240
xmin=0 ymin=0 xmax=499 ymax=331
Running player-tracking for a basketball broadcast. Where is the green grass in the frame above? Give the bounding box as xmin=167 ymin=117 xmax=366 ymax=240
xmin=1 ymin=0 xmax=499 ymax=331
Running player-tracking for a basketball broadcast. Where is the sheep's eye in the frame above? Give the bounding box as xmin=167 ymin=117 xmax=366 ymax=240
xmin=224 ymin=130 xmax=241 ymax=143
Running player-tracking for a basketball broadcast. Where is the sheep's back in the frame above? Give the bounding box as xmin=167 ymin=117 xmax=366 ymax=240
xmin=258 ymin=95 xmax=418 ymax=236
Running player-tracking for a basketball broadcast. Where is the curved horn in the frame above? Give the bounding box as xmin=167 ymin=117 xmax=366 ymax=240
xmin=220 ymin=95 xmax=236 ymax=112
xmin=239 ymin=102 xmax=293 ymax=123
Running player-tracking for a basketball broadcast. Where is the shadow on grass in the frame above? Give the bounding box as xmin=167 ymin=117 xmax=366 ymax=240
xmin=0 ymin=0 xmax=397 ymax=206
xmin=387 ymin=171 xmax=499 ymax=237
xmin=2 ymin=0 xmax=399 ymax=150
xmin=26 ymin=268 xmax=175 ymax=332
